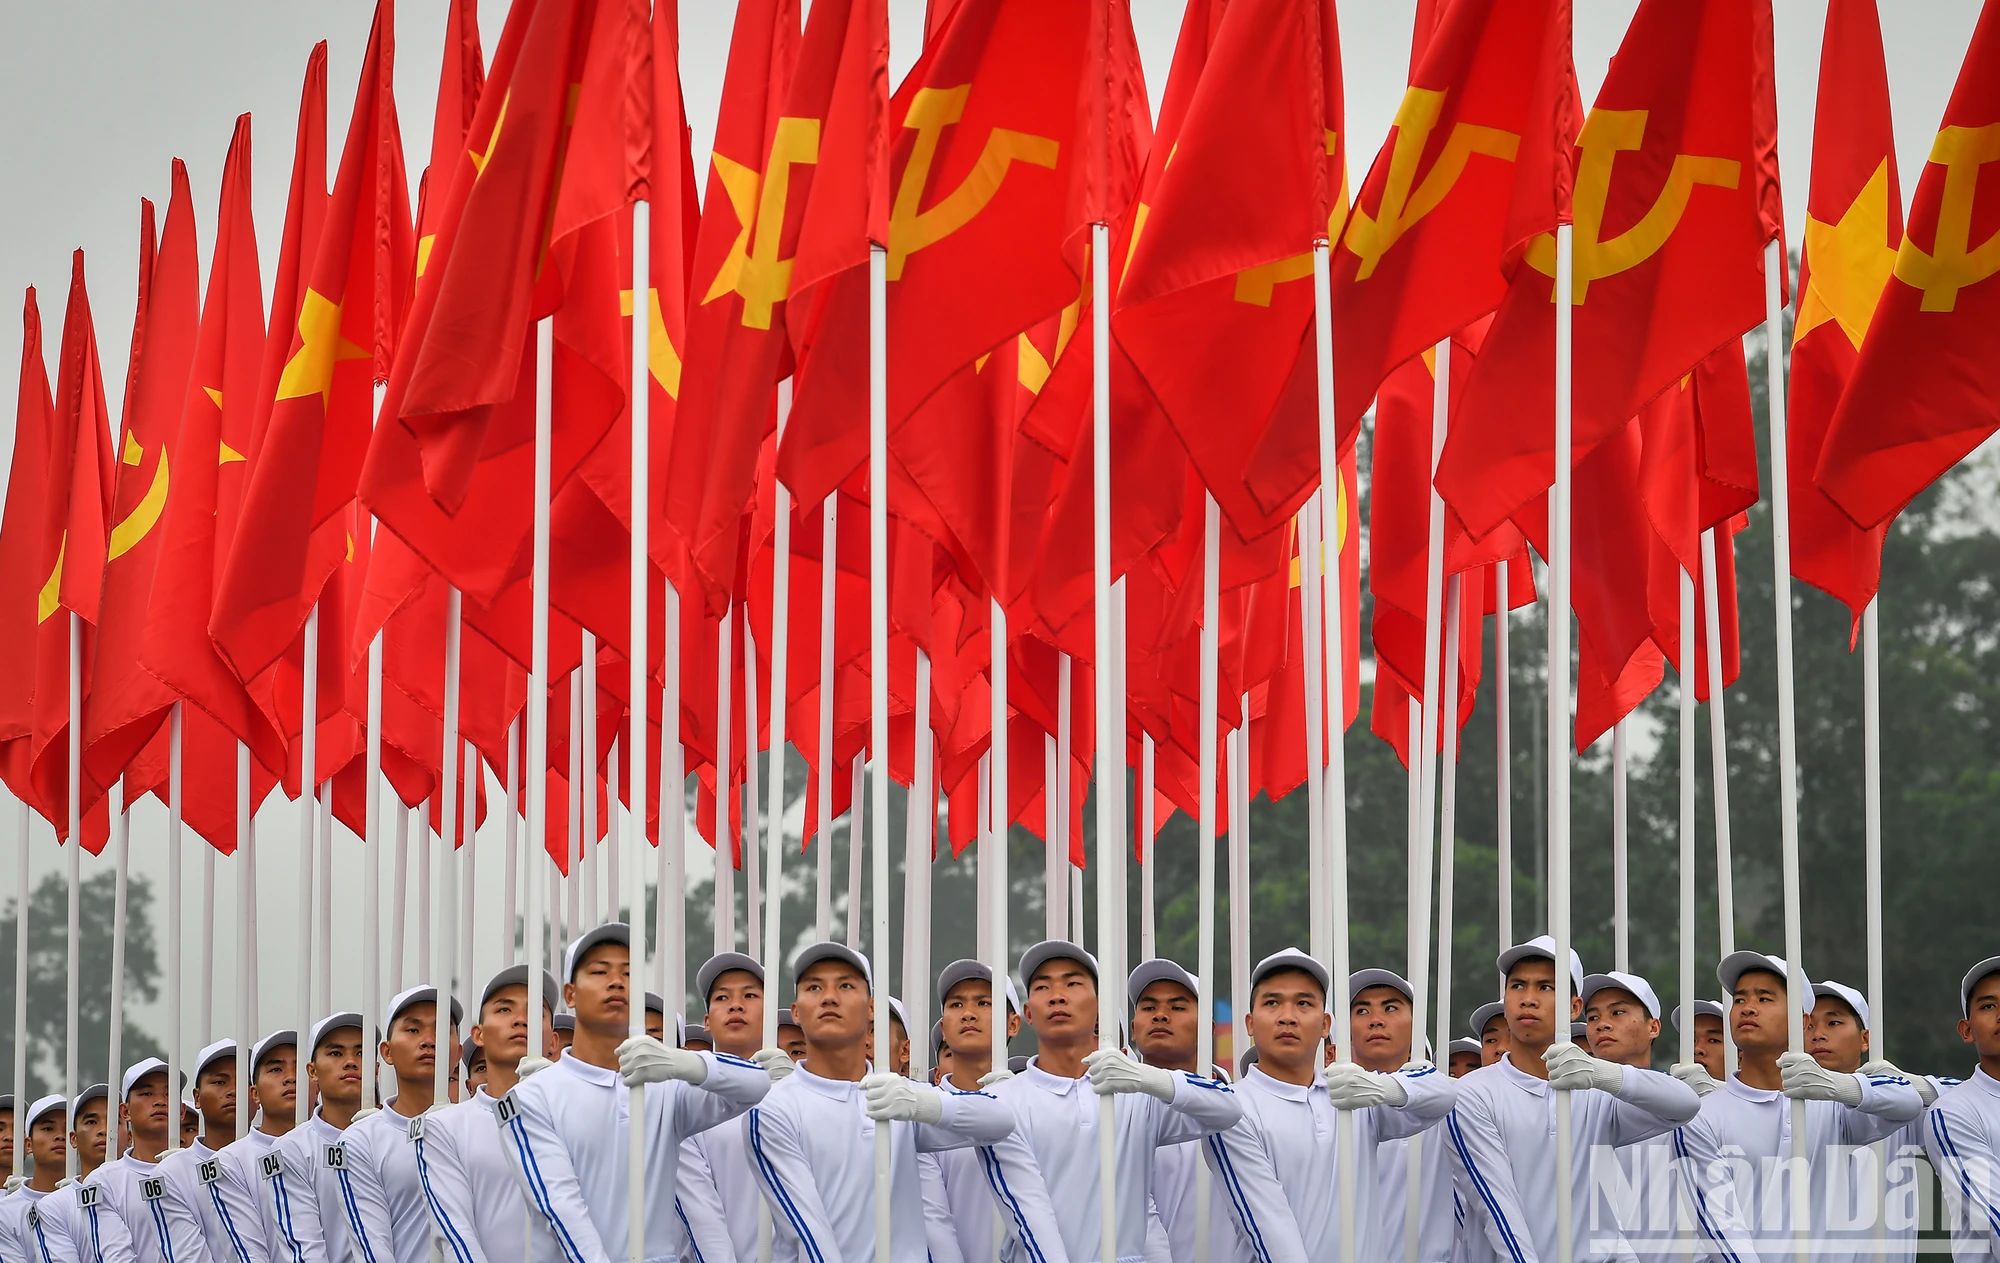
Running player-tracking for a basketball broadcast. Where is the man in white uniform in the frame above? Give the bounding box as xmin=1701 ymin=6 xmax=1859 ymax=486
xmin=157 ymin=1039 xmax=248 ymax=1263
xmin=1126 ymin=957 xmax=1227 ymax=1263
xmin=413 ymin=965 xmax=559 ymax=1263
xmin=34 ymin=1084 xmax=130 ymax=1263
xmin=677 ymin=950 xmax=794 ymax=1263
xmin=1469 ymin=1003 xmax=1507 ymax=1069
xmin=338 ymin=986 xmax=464 ymax=1263
xmin=1444 ymin=936 xmax=1702 ymax=1263
xmin=503 ymin=923 xmax=771 ymax=1263
xmin=744 ymin=942 xmax=1015 ymax=1263
xmin=1349 ymin=966 xmax=1457 ymax=1263
xmin=264 ymin=1015 xmax=366 ymax=1263
xmin=1667 ymin=1001 xmax=1726 ymax=1082
xmin=983 ymin=940 xmax=1242 ymax=1263
xmin=1 ymin=1095 xmax=70 ymax=1263
xmin=1925 ymin=956 xmax=2000 ymax=1258
xmin=210 ymin=1030 xmax=301 ymax=1263
xmin=1198 ymin=950 xmax=1456 ymax=1263
xmin=87 ymin=1061 xmax=204 ymax=1263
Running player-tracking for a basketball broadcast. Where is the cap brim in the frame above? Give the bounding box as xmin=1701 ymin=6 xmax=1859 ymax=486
xmin=1127 ymin=959 xmax=1198 ymax=1008
xmin=565 ymin=923 xmax=631 ymax=980
xmin=696 ymin=952 xmax=765 ymax=1004
xmin=1018 ymin=941 xmax=1098 ymax=990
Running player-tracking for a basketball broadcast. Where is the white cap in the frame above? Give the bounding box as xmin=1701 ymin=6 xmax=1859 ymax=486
xmin=776 ymin=1008 xmax=798 ymax=1029
xmin=935 ymin=959 xmax=1022 ymax=1014
xmin=792 ymin=941 xmax=873 ymax=988
xmin=1447 ymin=1037 xmax=1482 ymax=1056
xmin=1962 ymin=956 xmax=2000 ymax=1017
xmin=696 ymin=952 xmax=764 ymax=1004
xmin=194 ymin=1039 xmax=238 ymax=1077
xmin=1251 ymin=949 xmax=1330 ymax=998
xmin=309 ymin=1013 xmax=366 ymax=1055
xmin=73 ymin=1083 xmax=109 ymax=1111
xmin=251 ymin=1029 xmax=299 ymax=1069
xmin=1018 ymin=941 xmax=1098 ymax=988
xmin=1347 ymin=967 xmax=1414 ymax=1003
xmin=24 ymin=1093 xmax=64 ymax=1128
xmin=1469 ymin=1001 xmax=1507 ymax=1039
xmin=1578 ymin=971 xmax=1661 ymax=1019
xmin=384 ymin=985 xmax=466 ymax=1032
xmin=886 ymin=997 xmax=909 ymax=1032
xmin=1670 ymin=1000 xmax=1725 ymax=1034
xmin=1497 ymin=935 xmax=1585 ymax=992
xmin=480 ymin=966 xmax=561 ymax=1013
xmin=1127 ymin=959 xmax=1199 ymax=1008
xmin=684 ymin=1025 xmax=711 ymax=1046
xmin=644 ymin=992 xmax=666 ymax=1016
xmin=1717 ymin=951 xmax=1813 ymax=1015
xmin=565 ymin=923 xmax=630 ymax=980
xmin=120 ymin=1058 xmax=181 ymax=1101
xmin=1812 ymin=980 xmax=1870 ymax=1027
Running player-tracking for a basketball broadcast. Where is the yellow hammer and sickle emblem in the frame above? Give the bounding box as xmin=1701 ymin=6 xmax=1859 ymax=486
xmin=887 ymin=86 xmax=1060 ymax=281
xmin=1343 ymin=87 xmax=1520 ymax=280
xmin=706 ymin=118 xmax=820 ymax=330
xmin=1894 ymin=123 xmax=2000 ymax=312
xmin=1288 ymin=477 xmax=1351 ymax=587
xmin=107 ymin=439 xmax=170 ymax=563
xmin=620 ymin=287 xmax=685 ymax=399
xmin=1234 ymin=131 xmax=1345 ymax=306
xmin=36 ymin=533 xmax=65 ymax=624
xmin=1525 ymin=109 xmax=1741 ymax=303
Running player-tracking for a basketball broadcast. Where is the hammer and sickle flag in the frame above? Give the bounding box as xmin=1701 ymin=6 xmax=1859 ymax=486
xmin=1787 ymin=0 xmax=1900 ymax=633
xmin=1438 ymin=0 xmax=1782 ymax=541
xmin=1818 ymin=0 xmax=2000 ymax=532
xmin=1112 ymin=0 xmax=1346 ymax=545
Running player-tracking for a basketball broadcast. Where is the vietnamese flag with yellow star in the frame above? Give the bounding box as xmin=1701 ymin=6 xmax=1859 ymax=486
xmin=0 ymin=292 xmax=59 ymax=826
xmin=1437 ymin=0 xmax=1780 ymax=540
xmin=1788 ymin=2 xmax=1901 ymax=631
xmin=213 ymin=0 xmax=409 ymax=691
xmin=1815 ymin=0 xmax=2000 ymax=532
xmin=416 ymin=0 xmax=485 ymax=277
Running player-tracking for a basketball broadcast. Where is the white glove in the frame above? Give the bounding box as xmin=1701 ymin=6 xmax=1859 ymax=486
xmin=1670 ymin=1062 xmax=1719 ymax=1097
xmin=1778 ymin=1050 xmax=1863 ymax=1105
xmin=752 ymin=1048 xmax=796 ymax=1081
xmin=1084 ymin=1048 xmax=1177 ymax=1101
xmin=1543 ymin=1042 xmax=1626 ymax=1094
xmin=978 ymin=1068 xmax=1014 ymax=1087
xmin=515 ymin=1055 xmax=553 ymax=1080
xmin=2 ymin=1175 xmax=21 ymax=1193
xmin=350 ymin=1107 xmax=380 ymax=1124
xmin=618 ymin=1035 xmax=710 ymax=1087
xmin=1321 ymin=1060 xmax=1409 ymax=1110
xmin=862 ymin=1073 xmax=945 ymax=1124
xmin=1860 ymin=1059 xmax=1933 ymax=1105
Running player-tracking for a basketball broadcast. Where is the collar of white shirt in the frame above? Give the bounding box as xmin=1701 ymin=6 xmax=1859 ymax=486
xmin=1497 ymin=1053 xmax=1550 ymax=1096
xmin=1242 ymin=1065 xmax=1316 ymax=1102
xmin=1971 ymin=1066 xmax=2000 ymax=1098
xmin=556 ymin=1055 xmax=620 ymax=1089
xmin=1021 ymin=1058 xmax=1082 ymax=1097
xmin=790 ymin=1064 xmax=871 ymax=1101
xmin=1724 ymin=1074 xmax=1781 ymax=1104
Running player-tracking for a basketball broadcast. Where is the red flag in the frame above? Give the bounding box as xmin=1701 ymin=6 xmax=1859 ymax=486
xmin=1438 ymin=0 xmax=1780 ymax=539
xmin=1112 ymin=0 xmax=1344 ymax=542
xmin=418 ymin=0 xmax=486 ymax=272
xmin=1812 ymin=1 xmax=2000 ymax=530
xmin=213 ymin=0 xmax=409 ymax=688
xmin=0 ymin=293 xmax=56 ymax=819
xmin=1788 ymin=0 xmax=1899 ymax=632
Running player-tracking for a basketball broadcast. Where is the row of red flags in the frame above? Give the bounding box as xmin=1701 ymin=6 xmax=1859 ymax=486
xmin=1 ymin=0 xmax=1994 ymax=874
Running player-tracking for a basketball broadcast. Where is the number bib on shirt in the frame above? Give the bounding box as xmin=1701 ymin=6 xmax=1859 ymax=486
xmin=260 ymin=1153 xmax=284 ymax=1181
xmin=78 ymin=1185 xmax=100 ymax=1209
xmin=139 ymin=1177 xmax=165 ymax=1202
xmin=495 ymin=1097 xmax=519 ymax=1125
xmin=197 ymin=1160 xmax=220 ymax=1186
xmin=324 ymin=1145 xmax=345 ymax=1171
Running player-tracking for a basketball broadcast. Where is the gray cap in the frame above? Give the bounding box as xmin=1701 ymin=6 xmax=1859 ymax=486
xmin=1237 ymin=1046 xmax=1260 ymax=1076
xmin=120 ymin=1058 xmax=182 ymax=1101
xmin=1717 ymin=951 xmax=1812 ymax=1014
xmin=462 ymin=1041 xmax=484 ymax=1073
xmin=886 ymin=997 xmax=909 ymax=1032
xmin=1964 ymin=956 xmax=2000 ymax=1017
xmin=792 ymin=941 xmax=873 ymax=988
xmin=25 ymin=1093 xmax=64 ymax=1128
xmin=1497 ymin=935 xmax=1586 ymax=992
xmin=1578 ymin=971 xmax=1661 ymax=1019
xmin=929 ymin=1021 xmax=946 ymax=1059
xmin=251 ymin=1029 xmax=299 ymax=1069
xmin=776 ymin=1008 xmax=800 ymax=1030
xmin=553 ymin=1013 xmax=576 ymax=1033
xmin=1669 ymin=1000 xmax=1725 ymax=1034
xmin=1251 ymin=949 xmax=1331 ymax=998
xmin=1447 ymin=1037 xmax=1482 ymax=1056
xmin=1347 ymin=967 xmax=1414 ymax=1003
xmin=683 ymin=1025 xmax=711 ymax=1046
xmin=1469 ymin=1001 xmax=1507 ymax=1039
xmin=309 ymin=1013 xmax=366 ymax=1055
xmin=73 ymin=1083 xmax=109 ymax=1112
xmin=480 ymin=966 xmax=562 ymax=1013
xmin=565 ymin=923 xmax=631 ymax=980
xmin=194 ymin=1039 xmax=239 ymax=1077
xmin=385 ymin=985 xmax=466 ymax=1032
xmin=1812 ymin=980 xmax=1870 ymax=1027
xmin=1127 ymin=959 xmax=1199 ymax=1008
xmin=1007 ymin=1056 xmax=1029 ymax=1074
xmin=697 ymin=952 xmax=765 ymax=1005
xmin=936 ymin=959 xmax=1022 ymax=1014
xmin=644 ymin=992 xmax=666 ymax=1016
xmin=1017 ymin=941 xmax=1098 ymax=988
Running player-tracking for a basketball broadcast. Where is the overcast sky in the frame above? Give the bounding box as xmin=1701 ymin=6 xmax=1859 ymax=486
xmin=0 ymin=1 xmax=1986 ymax=1060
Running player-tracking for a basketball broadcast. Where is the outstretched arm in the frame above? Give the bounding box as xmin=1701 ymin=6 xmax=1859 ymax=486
xmin=1200 ymin=1113 xmax=1310 ymax=1263
xmin=744 ymin=1108 xmax=845 ymax=1263
xmin=498 ymin=1093 xmax=613 ymax=1263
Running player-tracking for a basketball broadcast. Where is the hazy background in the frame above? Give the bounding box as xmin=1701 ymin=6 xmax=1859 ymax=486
xmin=0 ymin=1 xmax=1989 ymax=1085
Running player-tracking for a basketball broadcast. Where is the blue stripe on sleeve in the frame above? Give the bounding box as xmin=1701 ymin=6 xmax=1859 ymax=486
xmin=502 ymin=1109 xmax=588 ymax=1263
xmin=1202 ymin=1134 xmax=1274 ymax=1263
xmin=1446 ymin=1113 xmax=1528 ymax=1263
xmin=975 ymin=1145 xmax=1047 ymax=1263
xmin=412 ymin=1133 xmax=476 ymax=1263
xmin=747 ymin=1110 xmax=826 ymax=1263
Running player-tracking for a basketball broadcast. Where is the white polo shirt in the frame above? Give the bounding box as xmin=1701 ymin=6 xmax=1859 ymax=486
xmin=413 ymin=1091 xmax=537 ymax=1263
xmin=1922 ymin=1066 xmax=2000 ymax=1260
xmin=213 ymin=1127 xmax=284 ymax=1263
xmin=160 ymin=1137 xmax=260 ymax=1263
xmin=89 ymin=1152 xmax=207 ymax=1263
xmin=920 ymin=1081 xmax=1067 ymax=1263
xmin=335 ymin=1104 xmax=431 ymax=1263
xmin=263 ymin=1111 xmax=352 ymax=1263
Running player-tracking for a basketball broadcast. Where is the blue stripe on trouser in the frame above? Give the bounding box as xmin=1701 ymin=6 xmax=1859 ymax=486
xmin=268 ymin=1173 xmax=306 ymax=1263
xmin=503 ymin=1111 xmax=589 ymax=1263
xmin=412 ymin=1139 xmax=476 ymax=1263
xmin=209 ymin=1183 xmax=255 ymax=1263
xmin=673 ymin=1201 xmax=704 ymax=1263
xmin=747 ymin=1110 xmax=826 ymax=1263
xmin=1203 ymin=1134 xmax=1275 ymax=1263
xmin=976 ymin=1146 xmax=1047 ymax=1263
xmin=1670 ymin=1129 xmax=1740 ymax=1263
xmin=1446 ymin=1114 xmax=1528 ymax=1263
xmin=149 ymin=1200 xmax=174 ymax=1263
xmin=335 ymin=1168 xmax=382 ymax=1263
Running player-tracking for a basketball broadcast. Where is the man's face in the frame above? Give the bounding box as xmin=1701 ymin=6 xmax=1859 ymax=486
xmin=1961 ymin=974 xmax=2000 ymax=1060
xmin=1250 ymin=972 xmax=1331 ymax=1074
xmin=1133 ymin=981 xmax=1200 ymax=1068
xmin=28 ymin=1114 xmax=63 ymax=1176
xmin=705 ymin=970 xmax=765 ymax=1056
xmin=934 ymin=1045 xmax=953 ymax=1085
xmin=196 ymin=1062 xmax=238 ymax=1133
xmin=1504 ymin=960 xmax=1577 ymax=1047
xmin=795 ymin=961 xmax=871 ymax=1052
xmin=71 ymin=1101 xmax=108 ymax=1167
xmin=555 ymin=1025 xmax=575 ymax=1050
xmin=124 ymin=1071 xmax=171 ymax=1145
xmin=941 ymin=979 xmax=1021 ymax=1055
xmin=1809 ymin=997 xmax=1868 ymax=1072
xmin=1584 ymin=989 xmax=1659 ymax=1066
xmin=1448 ymin=1051 xmax=1481 ymax=1078
xmin=255 ymin=1046 xmax=298 ymax=1118
xmin=1729 ymin=970 xmax=1794 ymax=1055
xmin=1350 ymin=985 xmax=1413 ymax=1070
xmin=1480 ymin=1016 xmax=1509 ymax=1065
xmin=0 ymin=1110 xmax=13 ymax=1167
xmin=179 ymin=1106 xmax=199 ymax=1147
xmin=778 ymin=1026 xmax=807 ymax=1060
xmin=646 ymin=1010 xmax=665 ymax=1043
xmin=567 ymin=943 xmax=633 ymax=1034
xmin=309 ymin=1029 xmax=367 ymax=1110
xmin=465 ymin=1054 xmax=488 ymax=1096
xmin=383 ymin=1003 xmax=443 ymax=1085
xmin=478 ymin=985 xmax=557 ymax=1068
xmin=1026 ymin=959 xmax=1099 ymax=1045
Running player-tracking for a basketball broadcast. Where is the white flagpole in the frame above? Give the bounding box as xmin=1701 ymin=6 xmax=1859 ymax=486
xmin=661 ymin=574 xmax=685 ymax=1006
xmin=990 ymin=594 xmax=1009 ymax=1080
xmin=108 ymin=778 xmax=128 ymax=1093
xmin=715 ymin=606 xmax=735 ymax=956
xmin=162 ymin=706 xmax=184 ymax=1131
xmin=606 ymin=738 xmax=619 ymax=931
xmin=1412 ymin=338 xmax=1451 ymax=1058
xmin=765 ymin=374 xmax=793 ymax=1046
xmin=299 ymin=599 xmax=319 ymax=1111
xmin=437 ymin=586 xmax=462 ymax=1115
xmin=816 ymin=495 xmax=837 ymax=943
xmin=570 ymin=657 xmax=586 ymax=939
xmin=867 ymin=240 xmax=892 ymax=1263
xmin=13 ymin=785 xmax=31 ymax=1170
xmin=239 ymin=741 xmax=256 ymax=1141
xmin=1056 ymin=653 xmax=1072 ymax=944
xmin=1229 ymin=705 xmax=1250 ymax=1068
xmin=629 ymin=193 xmax=651 ymax=1263
xmin=1700 ymin=528 xmax=1737 ymax=1078
xmin=1046 ymin=734 xmax=1062 ymax=943
xmin=66 ymin=611 xmax=80 ymax=1173
xmin=977 ymin=756 xmax=991 ymax=965
xmin=1758 ymin=239 xmax=1808 ymax=1263
xmin=297 ymin=724 xmax=317 ymax=1110
xmin=318 ymin=781 xmax=334 ymax=1014
xmin=847 ymin=759 xmax=864 ymax=951
xmin=905 ymin=651 xmax=933 ymax=1079
xmin=1300 ymin=499 xmax=1327 ymax=968
xmin=1678 ymin=568 xmax=1696 ymax=1072
xmin=504 ymin=719 xmax=519 ymax=968
xmin=365 ymin=386 xmax=387 ymax=1106
xmin=742 ymin=625 xmax=761 ymax=960
xmin=1138 ymin=734 xmax=1154 ymax=962
xmin=1433 ymin=574 xmax=1463 ymax=1065
xmin=1612 ymin=718 xmax=1629 ymax=972
xmin=461 ymin=742 xmax=476 ymax=1003
xmin=583 ymin=634 xmax=600 ymax=931
xmin=420 ymin=799 xmax=435 ymax=995
xmin=1494 ymin=560 xmax=1511 ymax=952
xmin=1089 ymin=217 xmax=1121 ymax=1263
xmin=1863 ymin=598 xmax=1881 ymax=1044
xmin=1311 ymin=239 xmax=1358 ymax=1263
xmin=524 ymin=315 xmax=553 ymax=1105
xmin=1550 ymin=222 xmax=1576 ymax=1263
xmin=392 ymin=804 xmax=410 ymax=994
xmin=203 ymin=840 xmax=215 ymax=1041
